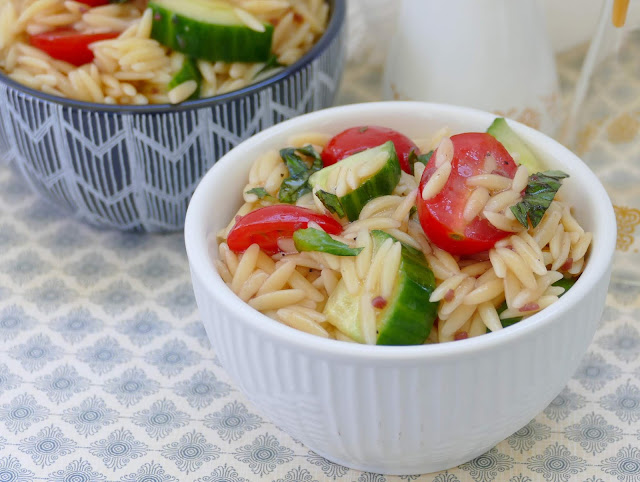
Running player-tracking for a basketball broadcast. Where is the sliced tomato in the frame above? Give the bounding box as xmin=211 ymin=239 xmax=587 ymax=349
xmin=76 ymin=0 xmax=110 ymax=5
xmin=321 ymin=126 xmax=419 ymax=174
xmin=29 ymin=29 xmax=119 ymax=67
xmin=226 ymin=205 xmax=343 ymax=254
xmin=416 ymin=132 xmax=518 ymax=255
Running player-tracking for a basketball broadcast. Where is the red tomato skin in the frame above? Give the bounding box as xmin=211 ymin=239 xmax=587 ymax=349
xmin=76 ymin=0 xmax=109 ymax=6
xmin=226 ymin=205 xmax=343 ymax=255
xmin=321 ymin=126 xmax=419 ymax=174
xmin=417 ymin=133 xmax=518 ymax=255
xmin=29 ymin=29 xmax=119 ymax=67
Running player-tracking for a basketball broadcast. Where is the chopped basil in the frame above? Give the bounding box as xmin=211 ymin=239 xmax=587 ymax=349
xmin=418 ymin=150 xmax=434 ymax=165
xmin=497 ymin=301 xmax=521 ymax=328
xmin=408 ymin=149 xmax=434 ymax=174
xmin=293 ymin=228 xmax=363 ymax=256
xmin=510 ymin=170 xmax=569 ymax=228
xmin=245 ymin=187 xmax=270 ymax=199
xmin=316 ymin=190 xmax=345 ymax=218
xmin=278 ymin=146 xmax=323 ymax=204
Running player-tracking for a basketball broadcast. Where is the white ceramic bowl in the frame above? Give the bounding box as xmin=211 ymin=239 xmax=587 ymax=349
xmin=184 ymin=102 xmax=616 ymax=475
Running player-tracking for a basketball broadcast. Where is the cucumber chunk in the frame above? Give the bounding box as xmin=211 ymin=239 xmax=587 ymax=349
xmin=487 ymin=118 xmax=543 ymax=174
xmin=168 ymin=57 xmax=202 ymax=100
xmin=149 ymin=0 xmax=274 ymax=63
xmin=309 ymin=142 xmax=401 ymax=222
xmin=323 ymin=230 xmax=438 ymax=345
xmin=323 ymin=280 xmax=361 ymax=341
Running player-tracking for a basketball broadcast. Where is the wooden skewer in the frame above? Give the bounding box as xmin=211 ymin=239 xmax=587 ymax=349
xmin=612 ymin=0 xmax=630 ymax=27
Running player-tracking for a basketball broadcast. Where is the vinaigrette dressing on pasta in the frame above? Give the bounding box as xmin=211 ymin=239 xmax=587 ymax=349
xmin=215 ymin=122 xmax=592 ymax=345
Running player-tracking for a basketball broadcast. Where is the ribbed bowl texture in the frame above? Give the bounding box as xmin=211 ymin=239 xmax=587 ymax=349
xmin=184 ymin=102 xmax=616 ymax=475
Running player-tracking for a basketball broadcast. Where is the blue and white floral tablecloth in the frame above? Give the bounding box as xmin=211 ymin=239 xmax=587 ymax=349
xmin=1 ymin=49 xmax=640 ymax=482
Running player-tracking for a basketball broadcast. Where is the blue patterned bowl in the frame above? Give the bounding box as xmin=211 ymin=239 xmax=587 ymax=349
xmin=0 ymin=0 xmax=345 ymax=232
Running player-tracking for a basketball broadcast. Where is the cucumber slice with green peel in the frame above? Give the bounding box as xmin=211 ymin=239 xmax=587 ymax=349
xmin=498 ymin=277 xmax=577 ymax=329
xmin=309 ymin=142 xmax=401 ymax=222
xmin=487 ymin=117 xmax=544 ymax=174
xmin=168 ymin=57 xmax=201 ymax=100
xmin=323 ymin=230 xmax=438 ymax=345
xmin=149 ymin=0 xmax=274 ymax=63
xmin=322 ymin=280 xmax=362 ymax=342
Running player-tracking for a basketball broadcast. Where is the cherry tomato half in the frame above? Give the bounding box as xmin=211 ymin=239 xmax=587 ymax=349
xmin=30 ymin=29 xmax=119 ymax=67
xmin=416 ymin=133 xmax=518 ymax=255
xmin=321 ymin=126 xmax=419 ymax=174
xmin=76 ymin=0 xmax=110 ymax=6
xmin=226 ymin=205 xmax=343 ymax=255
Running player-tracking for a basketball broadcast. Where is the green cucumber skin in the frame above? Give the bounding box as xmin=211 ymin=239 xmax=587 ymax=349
xmin=487 ymin=117 xmax=543 ymax=174
xmin=498 ymin=277 xmax=577 ymax=329
xmin=339 ymin=145 xmax=401 ymax=221
xmin=149 ymin=3 xmax=274 ymax=63
xmin=371 ymin=230 xmax=438 ymax=346
xmin=169 ymin=57 xmax=202 ymax=100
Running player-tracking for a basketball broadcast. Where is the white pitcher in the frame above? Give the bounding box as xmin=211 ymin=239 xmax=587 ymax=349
xmin=382 ymin=0 xmax=561 ymax=135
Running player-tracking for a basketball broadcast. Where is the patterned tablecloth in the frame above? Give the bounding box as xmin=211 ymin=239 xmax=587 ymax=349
xmin=0 ymin=49 xmax=640 ymax=482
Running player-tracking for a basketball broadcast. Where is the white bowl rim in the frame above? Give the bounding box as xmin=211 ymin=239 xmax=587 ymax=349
xmin=185 ymin=101 xmax=617 ymax=362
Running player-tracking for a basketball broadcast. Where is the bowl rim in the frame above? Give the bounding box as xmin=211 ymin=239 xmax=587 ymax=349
xmin=185 ymin=101 xmax=617 ymax=363
xmin=0 ymin=0 xmax=345 ymax=114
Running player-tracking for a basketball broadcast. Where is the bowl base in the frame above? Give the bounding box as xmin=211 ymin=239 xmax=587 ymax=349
xmin=304 ymin=441 xmax=497 ymax=476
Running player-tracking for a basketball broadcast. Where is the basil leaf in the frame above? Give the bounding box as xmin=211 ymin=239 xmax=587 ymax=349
xmin=497 ymin=301 xmax=521 ymax=329
xmin=510 ymin=170 xmax=569 ymax=228
xmin=407 ymin=149 xmax=433 ymax=174
xmin=316 ymin=190 xmax=345 ymax=218
xmin=418 ymin=151 xmax=434 ymax=165
xmin=293 ymin=228 xmax=363 ymax=256
xmin=553 ymin=277 xmax=576 ymax=293
xmin=278 ymin=146 xmax=323 ymax=204
xmin=294 ymin=145 xmax=323 ymax=169
xmin=245 ymin=187 xmax=270 ymax=199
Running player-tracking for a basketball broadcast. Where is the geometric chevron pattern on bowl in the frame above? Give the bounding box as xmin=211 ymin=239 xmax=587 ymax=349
xmin=0 ymin=1 xmax=344 ymax=232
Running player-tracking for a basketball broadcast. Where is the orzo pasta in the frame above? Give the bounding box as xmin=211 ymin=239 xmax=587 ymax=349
xmin=0 ymin=0 xmax=328 ymax=104
xmin=214 ymin=119 xmax=592 ymax=345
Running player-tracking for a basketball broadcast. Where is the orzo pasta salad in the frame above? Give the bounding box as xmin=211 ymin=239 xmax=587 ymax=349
xmin=215 ymin=118 xmax=593 ymax=345
xmin=0 ymin=0 xmax=328 ymax=104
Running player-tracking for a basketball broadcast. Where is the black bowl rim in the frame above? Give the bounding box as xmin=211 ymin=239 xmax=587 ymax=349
xmin=0 ymin=0 xmax=345 ymax=114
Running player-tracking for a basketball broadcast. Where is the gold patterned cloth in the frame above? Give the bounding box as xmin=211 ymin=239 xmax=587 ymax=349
xmin=557 ymin=34 xmax=640 ymax=279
